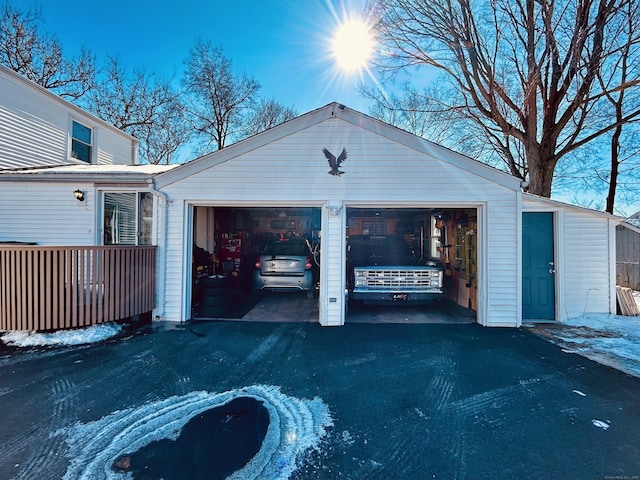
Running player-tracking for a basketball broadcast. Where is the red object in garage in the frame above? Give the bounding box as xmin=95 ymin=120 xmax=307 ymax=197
xmin=220 ymin=237 xmax=243 ymax=288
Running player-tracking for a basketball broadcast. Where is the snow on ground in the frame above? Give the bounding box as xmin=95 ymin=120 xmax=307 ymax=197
xmin=59 ymin=385 xmax=333 ymax=480
xmin=528 ymin=304 xmax=640 ymax=378
xmin=560 ymin=314 xmax=640 ymax=370
xmin=0 ymin=323 xmax=123 ymax=347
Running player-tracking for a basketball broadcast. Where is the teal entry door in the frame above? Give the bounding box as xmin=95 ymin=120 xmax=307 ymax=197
xmin=522 ymin=212 xmax=556 ymax=320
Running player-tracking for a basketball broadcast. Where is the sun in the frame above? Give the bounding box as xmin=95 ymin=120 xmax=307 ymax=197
xmin=330 ymin=18 xmax=374 ymax=74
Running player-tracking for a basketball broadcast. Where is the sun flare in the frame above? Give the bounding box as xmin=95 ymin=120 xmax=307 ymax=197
xmin=331 ymin=18 xmax=374 ymax=73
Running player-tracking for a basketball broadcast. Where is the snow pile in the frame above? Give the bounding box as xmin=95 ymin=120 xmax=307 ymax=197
xmin=58 ymin=385 xmax=333 ymax=480
xmin=1 ymin=323 xmax=122 ymax=347
xmin=556 ymin=313 xmax=640 ymax=378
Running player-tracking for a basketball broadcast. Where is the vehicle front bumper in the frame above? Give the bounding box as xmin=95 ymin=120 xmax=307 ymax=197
xmin=351 ymin=288 xmax=445 ymax=305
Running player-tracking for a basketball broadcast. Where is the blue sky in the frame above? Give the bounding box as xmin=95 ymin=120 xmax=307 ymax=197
xmin=23 ymin=0 xmax=375 ymax=114
xmin=12 ymin=0 xmax=640 ymax=215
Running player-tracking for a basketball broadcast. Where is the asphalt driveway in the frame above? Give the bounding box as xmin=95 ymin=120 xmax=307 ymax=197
xmin=1 ymin=321 xmax=639 ymax=479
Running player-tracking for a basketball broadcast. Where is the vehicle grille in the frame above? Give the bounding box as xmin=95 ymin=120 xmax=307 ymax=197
xmin=361 ymin=269 xmax=441 ymax=288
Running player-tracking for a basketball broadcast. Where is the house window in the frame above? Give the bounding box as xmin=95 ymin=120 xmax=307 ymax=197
xmin=71 ymin=120 xmax=92 ymax=163
xmin=103 ymin=192 xmax=153 ymax=245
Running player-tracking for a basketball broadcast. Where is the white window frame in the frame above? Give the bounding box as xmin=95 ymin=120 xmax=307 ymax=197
xmin=70 ymin=118 xmax=94 ymax=163
xmin=102 ymin=191 xmax=154 ymax=246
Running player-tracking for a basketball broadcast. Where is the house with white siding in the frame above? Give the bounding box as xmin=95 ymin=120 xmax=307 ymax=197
xmin=0 ymin=65 xmax=175 ymax=331
xmin=0 ymin=65 xmax=138 ymax=170
xmin=0 ymin=64 xmax=175 ymax=249
xmin=0 ymin=74 xmax=621 ymax=330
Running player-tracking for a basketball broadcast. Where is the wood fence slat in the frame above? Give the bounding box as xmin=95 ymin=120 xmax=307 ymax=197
xmin=97 ymin=249 xmax=104 ymax=324
xmin=0 ymin=246 xmax=156 ymax=331
xmin=52 ymin=251 xmax=58 ymax=330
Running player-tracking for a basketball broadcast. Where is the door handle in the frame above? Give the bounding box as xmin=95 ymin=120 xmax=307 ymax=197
xmin=549 ymin=269 xmax=556 ymax=274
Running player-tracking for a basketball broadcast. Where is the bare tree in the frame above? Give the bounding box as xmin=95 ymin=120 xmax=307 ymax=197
xmin=182 ymin=39 xmax=261 ymax=152
xmin=0 ymin=4 xmax=94 ymax=99
xmin=361 ymin=81 xmax=489 ymax=151
xmin=370 ymin=0 xmax=640 ymax=197
xmin=243 ymin=98 xmax=297 ymax=137
xmin=84 ymin=57 xmax=189 ymax=164
xmin=597 ymin=1 xmax=640 ymax=213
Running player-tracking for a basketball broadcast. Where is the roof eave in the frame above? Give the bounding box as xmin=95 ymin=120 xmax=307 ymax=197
xmin=0 ymin=172 xmax=159 ymax=184
xmin=523 ymin=192 xmax=624 ymax=221
xmin=154 ymin=103 xmax=338 ymax=188
xmin=0 ymin=65 xmax=137 ymax=143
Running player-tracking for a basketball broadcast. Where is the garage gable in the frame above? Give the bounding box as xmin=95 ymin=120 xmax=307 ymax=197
xmin=155 ymin=103 xmax=521 ymax=199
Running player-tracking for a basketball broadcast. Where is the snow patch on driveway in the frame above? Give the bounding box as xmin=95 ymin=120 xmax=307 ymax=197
xmin=592 ymin=419 xmax=610 ymax=430
xmin=58 ymin=385 xmax=332 ymax=480
xmin=526 ymin=312 xmax=640 ymax=378
xmin=1 ymin=323 xmax=122 ymax=347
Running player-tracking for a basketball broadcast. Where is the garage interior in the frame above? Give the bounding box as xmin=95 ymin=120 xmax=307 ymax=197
xmin=190 ymin=206 xmax=478 ymax=323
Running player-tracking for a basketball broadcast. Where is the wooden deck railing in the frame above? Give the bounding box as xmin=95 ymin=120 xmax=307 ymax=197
xmin=0 ymin=245 xmax=156 ymax=332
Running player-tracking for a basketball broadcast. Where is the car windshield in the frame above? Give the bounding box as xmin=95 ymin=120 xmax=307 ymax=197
xmin=347 ymin=235 xmax=418 ymax=266
xmin=262 ymin=240 xmax=309 ymax=256
xmin=348 ymin=235 xmax=412 ymax=257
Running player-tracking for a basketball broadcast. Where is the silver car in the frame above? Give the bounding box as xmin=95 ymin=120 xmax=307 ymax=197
xmin=253 ymin=238 xmax=317 ymax=296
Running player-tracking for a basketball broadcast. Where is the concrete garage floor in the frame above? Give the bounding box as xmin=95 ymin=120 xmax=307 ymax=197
xmin=1 ymin=320 xmax=639 ymax=479
xmin=228 ymin=292 xmax=476 ymax=325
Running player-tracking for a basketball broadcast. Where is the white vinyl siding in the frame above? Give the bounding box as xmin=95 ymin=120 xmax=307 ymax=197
xmin=0 ymin=182 xmax=95 ymax=245
xmin=0 ymin=66 xmax=137 ymax=169
xmin=563 ymin=210 xmax=614 ymax=319
xmin=320 ymin=203 xmax=346 ymax=326
xmin=484 ymin=196 xmax=520 ymax=326
xmin=158 ymin=115 xmax=521 ymax=326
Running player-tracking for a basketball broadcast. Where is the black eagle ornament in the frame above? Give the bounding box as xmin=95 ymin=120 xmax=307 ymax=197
xmin=323 ymin=147 xmax=347 ymax=176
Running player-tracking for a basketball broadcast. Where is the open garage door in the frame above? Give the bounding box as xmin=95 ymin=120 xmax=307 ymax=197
xmin=345 ymin=207 xmax=478 ymax=323
xmin=190 ymin=206 xmax=321 ymax=320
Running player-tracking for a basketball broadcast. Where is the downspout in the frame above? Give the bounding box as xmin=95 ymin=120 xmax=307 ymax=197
xmin=131 ymin=138 xmax=140 ymax=165
xmin=148 ymin=177 xmax=171 ymax=321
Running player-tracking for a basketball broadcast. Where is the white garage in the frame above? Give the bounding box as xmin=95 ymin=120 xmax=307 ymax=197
xmin=152 ymin=103 xmax=619 ymax=327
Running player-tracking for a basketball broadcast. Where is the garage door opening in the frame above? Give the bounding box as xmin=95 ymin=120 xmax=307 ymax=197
xmin=345 ymin=207 xmax=478 ymax=323
xmin=190 ymin=207 xmax=321 ymax=320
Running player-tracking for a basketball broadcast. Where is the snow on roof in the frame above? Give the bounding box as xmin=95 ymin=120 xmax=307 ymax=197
xmin=0 ymin=164 xmax=179 ymax=184
xmin=0 ymin=164 xmax=178 ymax=175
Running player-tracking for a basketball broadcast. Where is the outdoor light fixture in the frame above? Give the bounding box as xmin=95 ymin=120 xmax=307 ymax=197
xmin=73 ymin=189 xmax=85 ymax=202
xmin=327 ymin=201 xmax=343 ymax=216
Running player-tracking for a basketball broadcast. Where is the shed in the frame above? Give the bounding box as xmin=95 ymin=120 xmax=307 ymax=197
xmin=152 ymin=103 xmax=620 ymax=327
xmin=616 ymin=219 xmax=640 ymax=290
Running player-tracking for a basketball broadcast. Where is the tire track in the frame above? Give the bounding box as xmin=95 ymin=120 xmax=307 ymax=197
xmin=227 ymin=324 xmax=290 ymax=386
xmin=13 ymin=376 xmax=78 ymax=480
xmin=449 ymin=385 xmax=520 ymax=419
xmin=425 ymin=374 xmax=455 ymax=412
